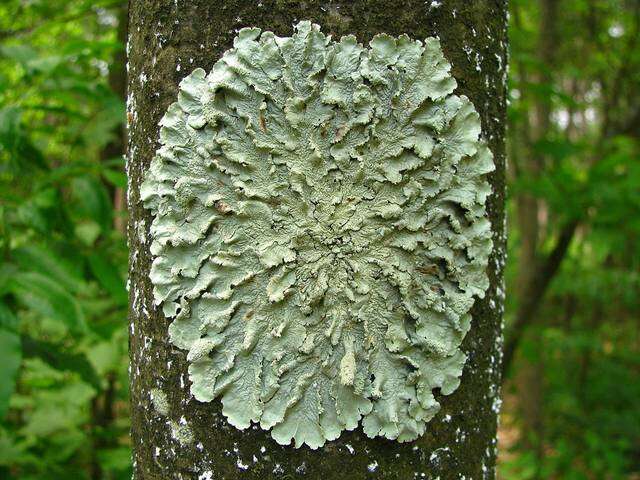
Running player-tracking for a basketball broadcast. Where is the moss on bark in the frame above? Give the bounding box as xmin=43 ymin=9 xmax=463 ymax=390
xmin=127 ymin=1 xmax=507 ymax=478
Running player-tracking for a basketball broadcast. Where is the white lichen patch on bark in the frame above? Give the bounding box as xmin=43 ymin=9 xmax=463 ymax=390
xmin=149 ymin=387 xmax=195 ymax=447
xmin=141 ymin=21 xmax=494 ymax=449
xmin=150 ymin=387 xmax=170 ymax=416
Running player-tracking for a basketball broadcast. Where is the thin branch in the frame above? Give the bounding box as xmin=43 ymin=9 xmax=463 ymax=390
xmin=502 ymin=219 xmax=579 ymax=379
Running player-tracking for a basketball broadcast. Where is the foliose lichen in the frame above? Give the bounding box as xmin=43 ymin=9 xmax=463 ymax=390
xmin=141 ymin=21 xmax=494 ymax=449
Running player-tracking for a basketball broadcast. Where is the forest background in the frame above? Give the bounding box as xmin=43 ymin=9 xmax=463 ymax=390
xmin=0 ymin=0 xmax=638 ymax=478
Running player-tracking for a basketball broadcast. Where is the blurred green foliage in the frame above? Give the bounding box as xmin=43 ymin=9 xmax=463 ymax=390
xmin=0 ymin=1 xmax=129 ymax=479
xmin=502 ymin=0 xmax=640 ymax=479
xmin=0 ymin=0 xmax=637 ymax=479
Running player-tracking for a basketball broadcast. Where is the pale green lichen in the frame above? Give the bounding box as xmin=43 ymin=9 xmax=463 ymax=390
xmin=150 ymin=388 xmax=194 ymax=446
xmin=150 ymin=388 xmax=170 ymax=417
xmin=170 ymin=419 xmax=194 ymax=446
xmin=141 ymin=21 xmax=494 ymax=449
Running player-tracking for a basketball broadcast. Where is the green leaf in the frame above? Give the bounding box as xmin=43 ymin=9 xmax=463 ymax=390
xmin=81 ymin=91 xmax=125 ymax=149
xmin=26 ymin=55 xmax=65 ymax=74
xmin=68 ymin=176 xmax=113 ymax=231
xmin=0 ymin=302 xmax=19 ymax=331
xmin=74 ymin=220 xmax=101 ymax=246
xmin=102 ymin=169 xmax=127 ymax=188
xmin=18 ymin=381 xmax=95 ymax=438
xmin=0 ymin=44 xmax=38 ymax=66
xmin=21 ymin=337 xmax=101 ymax=391
xmin=88 ymin=253 xmax=127 ymax=305
xmin=9 ymin=272 xmax=87 ymax=334
xmin=0 ymin=265 xmax=17 ymax=297
xmin=0 ymin=106 xmax=46 ymax=171
xmin=12 ymin=245 xmax=86 ymax=294
xmin=85 ymin=340 xmax=119 ymax=376
xmin=0 ymin=426 xmax=35 ymax=466
xmin=0 ymin=327 xmax=21 ymax=418
xmin=98 ymin=446 xmax=133 ymax=473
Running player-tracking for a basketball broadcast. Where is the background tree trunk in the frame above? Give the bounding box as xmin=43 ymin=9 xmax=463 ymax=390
xmin=509 ymin=1 xmax=559 ymax=474
xmin=126 ymin=1 xmax=507 ymax=478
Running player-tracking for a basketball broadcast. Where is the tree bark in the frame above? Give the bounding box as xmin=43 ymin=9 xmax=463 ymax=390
xmin=126 ymin=1 xmax=507 ymax=479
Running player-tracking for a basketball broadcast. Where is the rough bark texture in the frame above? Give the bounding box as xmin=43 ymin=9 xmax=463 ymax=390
xmin=126 ymin=2 xmax=507 ymax=479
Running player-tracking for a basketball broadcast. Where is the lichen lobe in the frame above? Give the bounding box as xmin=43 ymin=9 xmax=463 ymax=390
xmin=141 ymin=21 xmax=494 ymax=449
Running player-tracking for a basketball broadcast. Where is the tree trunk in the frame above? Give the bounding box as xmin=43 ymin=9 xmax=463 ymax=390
xmin=126 ymin=1 xmax=507 ymax=479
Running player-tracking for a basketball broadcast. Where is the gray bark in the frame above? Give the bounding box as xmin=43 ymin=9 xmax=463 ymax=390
xmin=126 ymin=1 xmax=507 ymax=478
